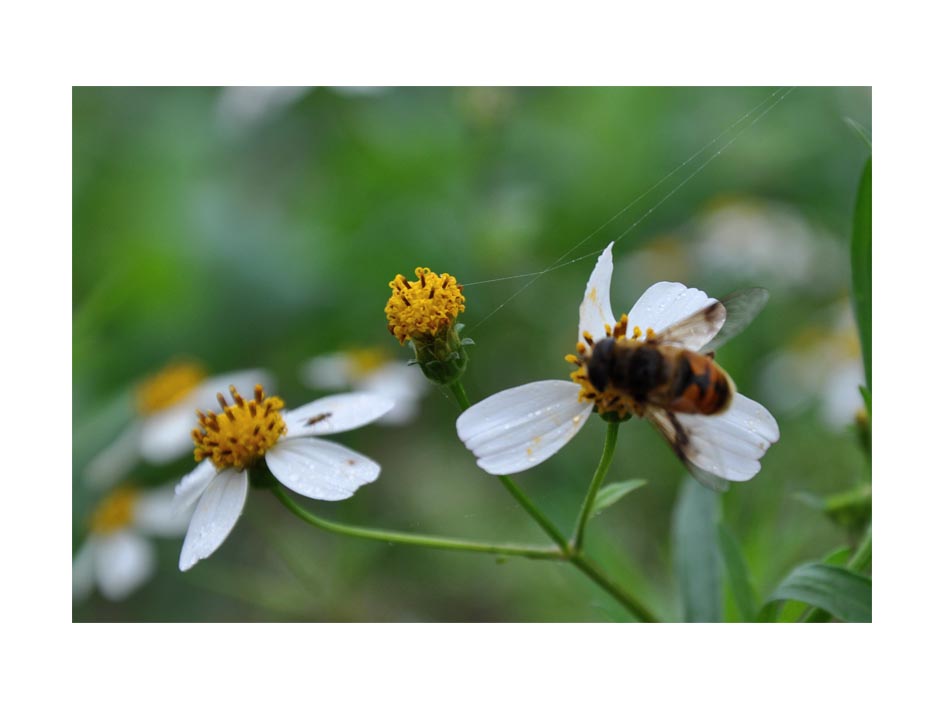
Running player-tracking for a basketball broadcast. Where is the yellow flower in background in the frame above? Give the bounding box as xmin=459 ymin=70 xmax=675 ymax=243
xmin=73 ymin=484 xmax=190 ymax=602
xmin=83 ymin=360 xmax=273 ymax=488
xmin=301 ymin=347 xmax=427 ymax=425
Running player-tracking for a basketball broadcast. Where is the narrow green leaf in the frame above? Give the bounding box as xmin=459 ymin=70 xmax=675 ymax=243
xmin=672 ymin=478 xmax=722 ymax=622
xmin=718 ymin=524 xmax=758 ymax=622
xmin=821 ymin=546 xmax=852 ymax=566
xmin=591 ymin=479 xmax=647 ymax=516
xmin=844 ymin=117 xmax=872 ymax=149
xmin=851 ymin=158 xmax=872 ymax=391
xmin=766 ymin=562 xmax=871 ymax=622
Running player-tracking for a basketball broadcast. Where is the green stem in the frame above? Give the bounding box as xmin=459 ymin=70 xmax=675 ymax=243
xmin=498 ymin=476 xmax=570 ymax=551
xmin=448 ymin=380 xmax=570 ymax=551
xmin=569 ymin=553 xmax=657 ymax=623
xmin=572 ymin=420 xmax=619 ymax=552
xmin=273 ymin=485 xmax=563 ymax=561
xmin=447 ymin=378 xmax=658 ymax=621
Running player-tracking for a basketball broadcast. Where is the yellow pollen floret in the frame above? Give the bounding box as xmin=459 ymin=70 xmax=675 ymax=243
xmin=136 ymin=361 xmax=207 ymax=414
xmin=631 ymin=325 xmax=643 ymax=340
xmin=385 ymin=267 xmax=465 ymax=345
xmin=90 ymin=487 xmax=138 ymax=535
xmin=347 ymin=348 xmax=388 ymax=377
xmin=192 ymin=385 xmax=287 ymax=471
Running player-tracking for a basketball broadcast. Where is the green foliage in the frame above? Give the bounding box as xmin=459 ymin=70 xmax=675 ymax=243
xmin=764 ymin=562 xmax=871 ymax=622
xmin=590 ymin=479 xmax=647 ymax=517
xmin=73 ymin=87 xmax=872 ymax=622
xmin=718 ymin=524 xmax=758 ymax=622
xmin=672 ymin=478 xmax=722 ymax=622
xmin=852 ymin=157 xmax=872 ymax=395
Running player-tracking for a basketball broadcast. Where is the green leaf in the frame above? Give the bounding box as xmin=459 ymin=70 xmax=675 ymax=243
xmin=821 ymin=546 xmax=852 ymax=566
xmin=793 ymin=485 xmax=872 ymax=532
xmin=672 ymin=478 xmax=722 ymax=622
xmin=844 ymin=117 xmax=872 ymax=149
xmin=718 ymin=524 xmax=758 ymax=622
xmin=591 ymin=479 xmax=647 ymax=516
xmin=765 ymin=562 xmax=871 ymax=622
xmin=851 ymin=157 xmax=872 ymax=392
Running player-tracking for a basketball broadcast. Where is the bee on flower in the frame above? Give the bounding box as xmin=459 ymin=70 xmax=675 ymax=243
xmin=385 ymin=267 xmax=470 ymax=386
xmin=83 ymin=361 xmax=273 ymax=488
xmin=175 ymin=384 xmax=393 ymax=571
xmin=300 ymin=347 xmax=426 ymax=425
xmin=73 ymin=484 xmax=190 ymax=602
xmin=456 ymin=242 xmax=780 ymax=490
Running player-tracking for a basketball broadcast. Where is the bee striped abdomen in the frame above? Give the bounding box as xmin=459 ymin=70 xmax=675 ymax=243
xmin=667 ymin=350 xmax=733 ymax=415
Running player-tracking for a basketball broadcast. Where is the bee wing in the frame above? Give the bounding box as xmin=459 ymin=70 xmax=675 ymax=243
xmin=644 ymin=408 xmax=731 ymax=492
xmin=646 ymin=288 xmax=768 ymax=353
xmin=699 ymin=287 xmax=769 ymax=353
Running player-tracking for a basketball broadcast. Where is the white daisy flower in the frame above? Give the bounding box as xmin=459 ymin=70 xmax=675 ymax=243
xmin=456 ymin=242 xmax=779 ymax=486
xmin=176 ymin=384 xmax=394 ymax=571
xmin=692 ymin=198 xmax=844 ymax=293
xmin=73 ymin=484 xmax=190 ymax=602
xmin=760 ymin=305 xmax=865 ymax=430
xmin=84 ymin=362 xmax=273 ymax=489
xmin=300 ymin=348 xmax=426 ymax=425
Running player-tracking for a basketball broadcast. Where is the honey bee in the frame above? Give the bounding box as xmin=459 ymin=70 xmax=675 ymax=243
xmin=584 ymin=288 xmax=770 ymax=490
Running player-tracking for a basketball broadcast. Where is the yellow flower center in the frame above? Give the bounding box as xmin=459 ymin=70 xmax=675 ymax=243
xmin=136 ymin=361 xmax=207 ymax=414
xmin=385 ymin=267 xmax=465 ymax=345
xmin=347 ymin=347 xmax=389 ymax=377
xmin=89 ymin=487 xmax=138 ymax=535
xmin=192 ymin=385 xmax=287 ymax=471
xmin=565 ymin=314 xmax=651 ymax=419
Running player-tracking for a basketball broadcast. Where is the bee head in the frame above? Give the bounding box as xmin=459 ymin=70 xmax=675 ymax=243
xmin=587 ymin=337 xmax=616 ymax=393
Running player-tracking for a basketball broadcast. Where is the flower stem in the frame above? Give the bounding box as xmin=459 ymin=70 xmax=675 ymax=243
xmin=273 ymin=485 xmax=563 ymax=561
xmin=572 ymin=420 xmax=619 ymax=552
xmin=569 ymin=552 xmax=657 ymax=622
xmin=447 ymin=379 xmax=659 ymax=621
xmin=448 ymin=380 xmax=569 ymax=551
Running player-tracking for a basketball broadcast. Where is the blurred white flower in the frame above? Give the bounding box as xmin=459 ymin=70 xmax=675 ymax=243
xmin=760 ymin=305 xmax=865 ymax=429
xmin=691 ymin=198 xmax=845 ymax=293
xmin=457 ymin=242 xmax=779 ymax=484
xmin=73 ymin=484 xmax=190 ymax=602
xmin=84 ymin=362 xmax=273 ymax=488
xmin=301 ymin=348 xmax=426 ymax=425
xmin=176 ymin=385 xmax=393 ymax=571
xmin=217 ymin=86 xmax=309 ymax=135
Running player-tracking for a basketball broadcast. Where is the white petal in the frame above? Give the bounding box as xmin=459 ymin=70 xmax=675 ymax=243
xmin=266 ymin=438 xmax=380 ymax=501
xmin=84 ymin=423 xmax=143 ymax=488
xmin=577 ymin=242 xmax=616 ymax=344
xmin=456 ymin=380 xmax=593 ymax=475
xmin=675 ymin=393 xmax=780 ymax=481
xmin=72 ymin=540 xmax=97 ymax=603
xmin=299 ymin=354 xmax=353 ymax=390
xmin=94 ymin=531 xmax=156 ymax=601
xmin=179 ymin=469 xmax=248 ymax=571
xmin=625 ymin=282 xmax=719 ymax=347
xmin=135 ymin=483 xmax=192 ymax=537
xmin=138 ymin=405 xmax=199 ymax=465
xmin=283 ymin=392 xmax=395 ymax=438
xmin=362 ymin=363 xmax=426 ymax=425
xmin=174 ymin=459 xmax=216 ymax=510
xmin=192 ymin=368 xmax=275 ymax=407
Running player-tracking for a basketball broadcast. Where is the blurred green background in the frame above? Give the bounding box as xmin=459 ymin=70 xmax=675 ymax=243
xmin=73 ymin=86 xmax=871 ymax=621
